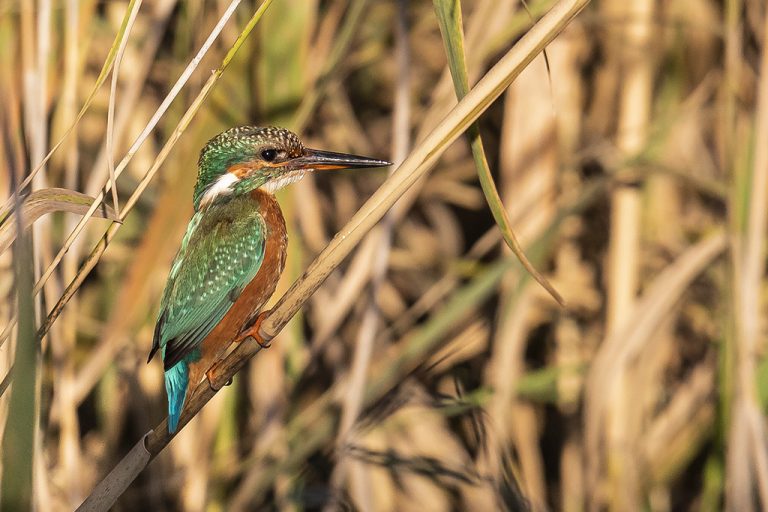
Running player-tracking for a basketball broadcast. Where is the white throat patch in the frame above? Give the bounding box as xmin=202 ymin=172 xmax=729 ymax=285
xmin=260 ymin=169 xmax=307 ymax=194
xmin=200 ymin=172 xmax=239 ymax=208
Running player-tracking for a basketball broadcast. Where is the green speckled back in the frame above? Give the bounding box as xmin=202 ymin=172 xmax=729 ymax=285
xmin=152 ymin=195 xmax=268 ymax=369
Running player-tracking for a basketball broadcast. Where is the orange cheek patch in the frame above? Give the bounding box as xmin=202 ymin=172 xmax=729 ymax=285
xmin=226 ymin=162 xmax=255 ymax=179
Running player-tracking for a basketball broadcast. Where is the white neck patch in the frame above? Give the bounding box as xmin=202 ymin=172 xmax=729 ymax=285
xmin=200 ymin=172 xmax=239 ymax=208
xmin=260 ymin=169 xmax=307 ymax=194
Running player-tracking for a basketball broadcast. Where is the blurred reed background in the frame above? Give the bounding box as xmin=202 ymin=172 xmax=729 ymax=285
xmin=0 ymin=0 xmax=767 ymax=510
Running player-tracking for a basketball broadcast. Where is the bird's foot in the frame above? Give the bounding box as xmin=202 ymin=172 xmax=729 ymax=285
xmin=206 ymin=366 xmax=233 ymax=391
xmin=206 ymin=367 xmax=223 ymax=391
xmin=234 ymin=310 xmax=272 ymax=348
xmin=206 ymin=311 xmax=272 ymax=391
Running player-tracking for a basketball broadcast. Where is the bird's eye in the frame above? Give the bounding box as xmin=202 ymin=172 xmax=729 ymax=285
xmin=261 ymin=149 xmax=278 ymax=162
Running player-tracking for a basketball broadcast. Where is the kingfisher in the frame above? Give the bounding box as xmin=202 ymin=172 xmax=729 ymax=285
xmin=147 ymin=126 xmax=390 ymax=433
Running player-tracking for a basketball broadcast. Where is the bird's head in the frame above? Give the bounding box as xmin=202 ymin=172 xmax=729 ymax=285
xmin=193 ymin=126 xmax=390 ymax=210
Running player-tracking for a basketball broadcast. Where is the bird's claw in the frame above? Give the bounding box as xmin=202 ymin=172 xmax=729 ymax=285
xmin=234 ymin=310 xmax=272 ymax=348
xmin=206 ymin=367 xmax=233 ymax=391
xmin=206 ymin=367 xmax=224 ymax=391
xmin=206 ymin=311 xmax=272 ymax=391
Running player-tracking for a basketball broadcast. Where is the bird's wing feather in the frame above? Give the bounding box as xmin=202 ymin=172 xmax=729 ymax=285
xmin=147 ymin=213 xmax=203 ymax=363
xmin=150 ymin=208 xmax=266 ymax=370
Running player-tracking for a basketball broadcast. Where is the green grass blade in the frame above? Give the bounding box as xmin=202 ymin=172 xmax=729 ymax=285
xmin=1 ymin=196 xmax=37 ymax=511
xmin=433 ymin=0 xmax=564 ymax=306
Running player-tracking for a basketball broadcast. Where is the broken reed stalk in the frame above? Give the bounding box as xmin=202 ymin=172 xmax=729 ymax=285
xmin=75 ymin=0 xmax=590 ymax=509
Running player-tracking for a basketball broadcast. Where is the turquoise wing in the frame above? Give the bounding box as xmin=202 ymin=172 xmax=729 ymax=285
xmin=149 ymin=208 xmax=266 ymax=370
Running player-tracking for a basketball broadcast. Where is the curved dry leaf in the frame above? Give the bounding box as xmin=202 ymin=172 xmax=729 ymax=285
xmin=0 ymin=188 xmax=118 ymax=254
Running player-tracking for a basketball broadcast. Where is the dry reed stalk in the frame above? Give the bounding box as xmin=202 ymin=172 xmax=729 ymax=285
xmin=586 ymin=232 xmax=726 ymax=506
xmin=633 ymin=17 xmax=683 ymax=504
xmin=719 ymin=22 xmax=744 ymax=511
xmin=593 ymin=0 xmax=656 ymax=508
xmin=725 ymin=7 xmax=768 ymax=510
xmin=27 ymin=2 xmax=60 ymax=507
xmin=54 ymin=0 xmax=85 ymax=505
xmin=103 ymin=0 xmax=143 ymax=220
xmin=642 ymin=364 xmax=715 ymax=484
xmin=33 ymin=429 xmax=52 ymax=510
xmin=721 ymin=1 xmax=750 ymax=509
xmin=545 ymin=25 xmax=589 ymax=512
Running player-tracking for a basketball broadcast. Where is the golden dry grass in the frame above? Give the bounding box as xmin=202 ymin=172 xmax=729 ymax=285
xmin=1 ymin=0 xmax=767 ymax=511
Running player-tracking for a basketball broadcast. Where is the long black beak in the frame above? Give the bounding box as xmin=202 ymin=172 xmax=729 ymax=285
xmin=295 ymin=148 xmax=391 ymax=171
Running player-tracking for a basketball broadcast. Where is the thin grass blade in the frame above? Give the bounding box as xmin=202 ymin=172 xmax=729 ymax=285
xmin=433 ymin=0 xmax=564 ymax=306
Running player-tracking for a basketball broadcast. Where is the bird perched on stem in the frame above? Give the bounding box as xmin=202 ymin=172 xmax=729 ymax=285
xmin=147 ymin=126 xmax=390 ymax=432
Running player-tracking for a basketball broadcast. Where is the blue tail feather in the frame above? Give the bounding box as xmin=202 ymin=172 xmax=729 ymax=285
xmin=164 ymin=361 xmax=189 ymax=433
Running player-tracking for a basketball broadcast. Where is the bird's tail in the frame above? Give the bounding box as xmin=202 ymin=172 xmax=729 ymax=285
xmin=164 ymin=361 xmax=189 ymax=433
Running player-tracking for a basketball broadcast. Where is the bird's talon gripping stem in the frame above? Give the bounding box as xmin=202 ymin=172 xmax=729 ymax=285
xmin=206 ymin=366 xmax=234 ymax=391
xmin=206 ymin=367 xmax=222 ymax=391
xmin=234 ymin=310 xmax=272 ymax=348
xmin=206 ymin=311 xmax=272 ymax=391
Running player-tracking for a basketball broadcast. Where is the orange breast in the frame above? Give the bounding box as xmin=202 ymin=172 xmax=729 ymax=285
xmin=187 ymin=189 xmax=287 ymax=389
